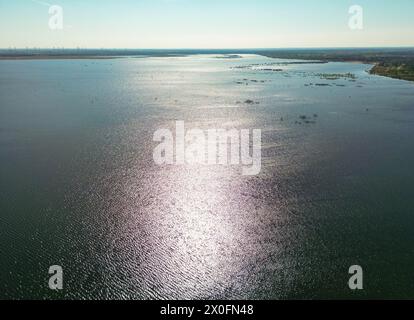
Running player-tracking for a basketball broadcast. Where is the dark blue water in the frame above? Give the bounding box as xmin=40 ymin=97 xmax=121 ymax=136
xmin=1 ymin=55 xmax=414 ymax=299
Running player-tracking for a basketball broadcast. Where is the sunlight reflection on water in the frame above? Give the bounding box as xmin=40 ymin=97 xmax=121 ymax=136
xmin=2 ymin=54 xmax=414 ymax=299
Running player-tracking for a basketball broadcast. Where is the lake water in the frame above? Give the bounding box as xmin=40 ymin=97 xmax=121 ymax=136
xmin=1 ymin=54 xmax=414 ymax=299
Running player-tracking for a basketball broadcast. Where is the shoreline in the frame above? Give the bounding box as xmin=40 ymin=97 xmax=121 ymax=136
xmin=1 ymin=49 xmax=413 ymax=83
xmin=257 ymin=50 xmax=414 ymax=83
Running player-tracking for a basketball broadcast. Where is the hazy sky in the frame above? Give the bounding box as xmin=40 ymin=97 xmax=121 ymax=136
xmin=1 ymin=0 xmax=413 ymax=48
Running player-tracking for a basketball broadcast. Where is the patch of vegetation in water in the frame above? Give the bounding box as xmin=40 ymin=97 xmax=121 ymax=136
xmin=295 ymin=114 xmax=318 ymax=125
xmin=214 ymin=54 xmax=243 ymax=59
xmin=316 ymin=72 xmax=356 ymax=80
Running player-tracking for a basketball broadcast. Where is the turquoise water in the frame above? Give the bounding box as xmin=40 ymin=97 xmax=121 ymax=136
xmin=1 ymin=55 xmax=414 ymax=299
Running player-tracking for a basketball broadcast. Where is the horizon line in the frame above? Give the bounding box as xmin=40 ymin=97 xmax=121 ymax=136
xmin=2 ymin=46 xmax=414 ymax=51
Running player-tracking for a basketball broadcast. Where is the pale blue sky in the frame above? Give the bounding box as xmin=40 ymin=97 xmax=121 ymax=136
xmin=1 ymin=0 xmax=413 ymax=48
